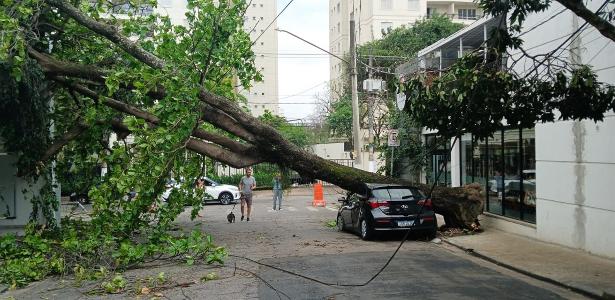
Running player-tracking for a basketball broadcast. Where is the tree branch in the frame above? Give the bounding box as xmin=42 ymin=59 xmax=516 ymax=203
xmin=53 ymin=77 xmax=263 ymax=162
xmin=108 ymin=119 xmax=265 ymax=168
xmin=186 ymin=139 xmax=264 ymax=168
xmin=45 ymin=0 xmax=166 ymax=69
xmin=17 ymin=122 xmax=88 ymax=177
xmin=28 ymin=47 xmax=107 ymax=81
xmin=555 ymin=0 xmax=615 ymax=43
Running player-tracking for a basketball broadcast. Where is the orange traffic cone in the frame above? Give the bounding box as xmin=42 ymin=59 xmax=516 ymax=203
xmin=312 ymin=181 xmax=326 ymax=207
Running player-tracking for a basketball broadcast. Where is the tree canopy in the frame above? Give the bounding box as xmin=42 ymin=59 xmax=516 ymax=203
xmin=402 ymin=2 xmax=615 ymax=139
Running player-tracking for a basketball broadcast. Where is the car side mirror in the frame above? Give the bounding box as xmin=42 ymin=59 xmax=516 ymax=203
xmin=338 ymin=197 xmax=346 ymax=202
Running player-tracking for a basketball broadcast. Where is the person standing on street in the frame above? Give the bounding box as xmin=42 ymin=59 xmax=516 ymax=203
xmin=239 ymin=167 xmax=256 ymax=221
xmin=272 ymin=173 xmax=283 ymax=210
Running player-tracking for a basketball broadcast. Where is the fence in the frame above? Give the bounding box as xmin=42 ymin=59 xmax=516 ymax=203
xmin=210 ymin=159 xmax=355 ymax=187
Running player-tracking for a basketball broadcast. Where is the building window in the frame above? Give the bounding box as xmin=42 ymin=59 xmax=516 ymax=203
xmin=252 ymin=3 xmax=256 ymax=7
xmin=460 ymin=128 xmax=536 ymax=223
xmin=253 ymin=16 xmax=256 ymax=20
xmin=260 ymin=16 xmax=264 ymax=20
xmin=261 ymin=92 xmax=265 ymax=95
xmin=408 ymin=0 xmax=419 ymax=10
xmin=427 ymin=7 xmax=436 ymax=18
xmin=260 ymin=4 xmax=263 ymax=7
xmin=458 ymin=9 xmax=477 ymax=20
xmin=380 ymin=0 xmax=393 ymax=10
xmin=337 ymin=22 xmax=340 ymax=33
xmin=336 ymin=2 xmax=340 ymax=13
xmin=260 ymin=42 xmax=264 ymax=46
xmin=380 ymin=22 xmax=393 ymax=35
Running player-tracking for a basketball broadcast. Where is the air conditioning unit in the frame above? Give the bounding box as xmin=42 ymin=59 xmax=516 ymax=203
xmin=362 ymin=79 xmax=385 ymax=92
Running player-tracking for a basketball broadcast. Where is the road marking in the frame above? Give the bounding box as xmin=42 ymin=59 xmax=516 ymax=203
xmin=325 ymin=207 xmax=337 ymax=211
xmin=286 ymin=207 xmax=297 ymax=212
xmin=306 ymin=206 xmax=318 ymax=212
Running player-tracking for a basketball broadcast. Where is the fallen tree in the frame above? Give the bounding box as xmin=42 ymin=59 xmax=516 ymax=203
xmin=1 ymin=0 xmax=482 ymax=232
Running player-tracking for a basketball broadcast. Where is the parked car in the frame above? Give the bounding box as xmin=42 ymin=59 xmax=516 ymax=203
xmin=336 ymin=183 xmax=437 ymax=240
xmin=162 ymin=177 xmax=240 ymax=205
xmin=200 ymin=177 xmax=241 ymax=205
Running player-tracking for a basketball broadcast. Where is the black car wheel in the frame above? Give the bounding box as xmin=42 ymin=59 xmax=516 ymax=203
xmin=219 ymin=192 xmax=233 ymax=205
xmin=360 ymin=218 xmax=374 ymax=240
xmin=336 ymin=214 xmax=345 ymax=232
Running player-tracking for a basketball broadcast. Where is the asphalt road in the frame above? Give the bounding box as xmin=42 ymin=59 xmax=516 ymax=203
xmin=185 ymin=187 xmax=578 ymax=299
xmin=4 ymin=187 xmax=584 ymax=299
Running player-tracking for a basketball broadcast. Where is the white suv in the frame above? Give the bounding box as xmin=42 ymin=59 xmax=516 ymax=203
xmin=161 ymin=177 xmax=241 ymax=205
xmin=201 ymin=177 xmax=241 ymax=205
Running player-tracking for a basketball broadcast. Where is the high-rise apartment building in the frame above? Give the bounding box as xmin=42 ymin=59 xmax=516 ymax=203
xmin=157 ymin=0 xmax=279 ymax=117
xmin=241 ymin=1 xmax=279 ymax=117
xmin=329 ymin=0 xmax=481 ymax=84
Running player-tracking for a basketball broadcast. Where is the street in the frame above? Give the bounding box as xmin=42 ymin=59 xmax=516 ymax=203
xmin=177 ymin=187 xmax=581 ymax=299
xmin=4 ymin=187 xmax=585 ymax=299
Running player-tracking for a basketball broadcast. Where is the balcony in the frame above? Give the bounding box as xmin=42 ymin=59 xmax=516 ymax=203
xmin=395 ymin=15 xmax=504 ymax=79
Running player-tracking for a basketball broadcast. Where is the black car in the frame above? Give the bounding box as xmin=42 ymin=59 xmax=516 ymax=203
xmin=336 ymin=183 xmax=437 ymax=240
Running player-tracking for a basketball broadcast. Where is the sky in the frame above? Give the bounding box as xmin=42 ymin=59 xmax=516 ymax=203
xmin=275 ymin=0 xmax=330 ymax=121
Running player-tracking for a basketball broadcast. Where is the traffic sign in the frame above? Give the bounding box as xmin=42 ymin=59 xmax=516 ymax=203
xmin=388 ymin=129 xmax=400 ymax=147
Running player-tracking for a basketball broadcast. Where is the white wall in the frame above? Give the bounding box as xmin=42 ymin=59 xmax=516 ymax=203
xmin=535 ymin=114 xmax=615 ymax=259
xmin=0 ymin=154 xmax=60 ymax=235
xmin=311 ymin=142 xmax=351 ymax=160
xmin=521 ymin=0 xmax=615 ymax=259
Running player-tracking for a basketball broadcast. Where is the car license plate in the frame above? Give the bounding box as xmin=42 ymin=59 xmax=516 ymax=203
xmin=397 ymin=220 xmax=414 ymax=227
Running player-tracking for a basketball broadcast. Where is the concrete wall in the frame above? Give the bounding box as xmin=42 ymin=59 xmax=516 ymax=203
xmin=515 ymin=0 xmax=615 ymax=259
xmin=535 ymin=115 xmax=615 ymax=259
xmin=0 ymin=154 xmax=60 ymax=235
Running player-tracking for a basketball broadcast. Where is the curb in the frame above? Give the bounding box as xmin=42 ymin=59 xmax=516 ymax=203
xmin=441 ymin=238 xmax=605 ymax=299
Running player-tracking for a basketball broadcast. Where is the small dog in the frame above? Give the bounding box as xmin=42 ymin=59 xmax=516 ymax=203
xmin=227 ymin=211 xmax=236 ymax=223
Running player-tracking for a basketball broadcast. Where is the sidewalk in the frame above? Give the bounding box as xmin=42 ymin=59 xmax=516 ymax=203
xmin=443 ymin=227 xmax=615 ymax=299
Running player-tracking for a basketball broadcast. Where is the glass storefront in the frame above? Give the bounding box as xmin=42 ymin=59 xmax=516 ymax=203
xmin=425 ymin=135 xmax=451 ymax=186
xmin=460 ymin=128 xmax=536 ymax=223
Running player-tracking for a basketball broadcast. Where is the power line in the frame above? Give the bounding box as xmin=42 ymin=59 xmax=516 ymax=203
xmin=522 ymin=0 xmax=609 ymax=78
xmin=518 ymin=7 xmax=567 ymax=37
xmin=593 ymin=64 xmax=615 ymax=72
xmin=253 ymin=0 xmax=295 ymax=45
xmin=279 ymin=81 xmax=327 ymax=99
xmin=587 ymin=40 xmax=612 ymax=65
xmin=276 ymin=28 xmax=350 ymax=64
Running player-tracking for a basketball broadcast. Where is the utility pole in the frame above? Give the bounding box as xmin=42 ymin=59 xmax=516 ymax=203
xmin=350 ymin=12 xmax=362 ymax=166
xmin=367 ymin=55 xmax=375 ymax=172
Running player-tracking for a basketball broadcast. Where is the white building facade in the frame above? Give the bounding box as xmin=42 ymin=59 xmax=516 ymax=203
xmin=329 ymin=0 xmax=481 ymax=86
xmin=241 ymin=1 xmax=279 ymax=117
xmin=158 ymin=0 xmax=279 ymax=117
xmin=397 ymin=3 xmax=615 ymax=259
xmin=519 ymin=1 xmax=615 ymax=259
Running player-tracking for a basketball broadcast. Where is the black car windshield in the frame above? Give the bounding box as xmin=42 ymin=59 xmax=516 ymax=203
xmin=371 ymin=187 xmax=425 ymax=200
xmin=205 ymin=178 xmax=220 ymax=186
